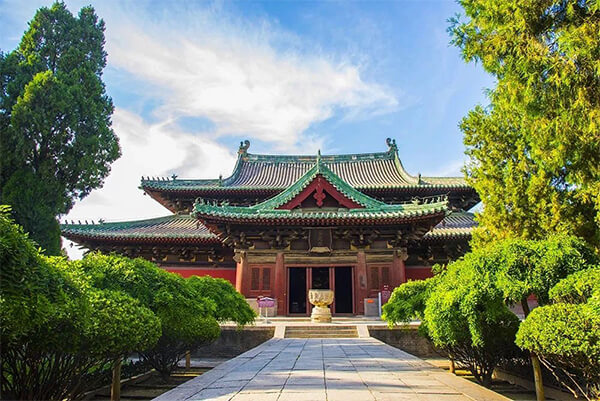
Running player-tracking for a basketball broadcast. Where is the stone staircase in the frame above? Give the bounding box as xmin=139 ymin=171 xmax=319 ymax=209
xmin=284 ymin=325 xmax=358 ymax=338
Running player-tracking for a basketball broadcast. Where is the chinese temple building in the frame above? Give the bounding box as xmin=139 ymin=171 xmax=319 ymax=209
xmin=61 ymin=139 xmax=479 ymax=316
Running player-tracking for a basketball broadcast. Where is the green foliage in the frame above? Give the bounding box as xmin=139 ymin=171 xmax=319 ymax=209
xmin=489 ymin=236 xmax=597 ymax=306
xmin=383 ymin=237 xmax=595 ymax=388
xmin=0 ymin=204 xmax=42 ymax=294
xmin=187 ymin=275 xmax=256 ymax=326
xmin=549 ymin=266 xmax=600 ymax=304
xmin=1 ymin=170 xmax=62 ymax=254
xmin=382 ymin=277 xmax=437 ymax=324
xmin=517 ymin=267 xmax=600 ymax=399
xmin=383 ymin=250 xmax=520 ymax=387
xmin=450 ymin=0 xmax=600 ymax=250
xmin=424 ymin=255 xmax=521 ymax=387
xmin=77 ymin=253 xmax=221 ymax=381
xmin=0 ymin=207 xmax=159 ymax=400
xmin=0 ymin=2 xmax=120 ymax=254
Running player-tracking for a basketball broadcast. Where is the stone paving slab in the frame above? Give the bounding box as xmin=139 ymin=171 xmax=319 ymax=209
xmin=153 ymin=338 xmax=510 ymax=401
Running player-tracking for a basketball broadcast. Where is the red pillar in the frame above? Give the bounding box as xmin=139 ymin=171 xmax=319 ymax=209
xmin=392 ymin=249 xmax=407 ymax=288
xmin=235 ymin=251 xmax=248 ymax=295
xmin=355 ymin=250 xmax=368 ymax=315
xmin=274 ymin=252 xmax=285 ymax=316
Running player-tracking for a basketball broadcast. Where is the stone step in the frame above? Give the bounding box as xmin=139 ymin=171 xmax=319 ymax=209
xmin=285 ymin=332 xmax=359 ymax=335
xmin=284 ymin=329 xmax=358 ymax=333
xmin=285 ymin=326 xmax=358 ymax=330
xmin=284 ymin=325 xmax=358 ymax=338
xmin=285 ymin=334 xmax=358 ymax=340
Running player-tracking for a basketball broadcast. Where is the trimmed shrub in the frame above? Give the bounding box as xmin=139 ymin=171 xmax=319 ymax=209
xmin=0 ymin=207 xmax=160 ymax=400
xmin=382 ymin=277 xmax=436 ymax=324
xmin=423 ymin=256 xmax=520 ymax=387
xmin=77 ymin=254 xmax=220 ymax=381
xmin=517 ymin=267 xmax=600 ymax=399
xmin=383 ymin=253 xmax=520 ymax=387
xmin=187 ymin=275 xmax=256 ymax=326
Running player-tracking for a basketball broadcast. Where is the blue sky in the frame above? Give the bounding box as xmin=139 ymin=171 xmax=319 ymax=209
xmin=0 ymin=0 xmax=492 ymax=257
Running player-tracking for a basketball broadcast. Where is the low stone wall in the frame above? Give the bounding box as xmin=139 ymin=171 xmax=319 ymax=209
xmin=368 ymin=325 xmax=440 ymax=357
xmin=193 ymin=326 xmax=275 ymax=358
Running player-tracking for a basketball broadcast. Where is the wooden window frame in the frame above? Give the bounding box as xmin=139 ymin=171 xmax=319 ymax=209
xmin=249 ymin=266 xmax=273 ymax=296
xmin=368 ymin=264 xmax=392 ymax=296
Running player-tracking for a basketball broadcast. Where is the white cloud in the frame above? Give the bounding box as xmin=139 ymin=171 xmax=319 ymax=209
xmin=1 ymin=0 xmax=402 ymax=258
xmin=103 ymin=2 xmax=399 ymax=151
xmin=62 ymin=108 xmax=237 ymax=259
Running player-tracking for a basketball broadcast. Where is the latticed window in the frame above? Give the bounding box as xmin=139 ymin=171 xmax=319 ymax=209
xmin=250 ymin=267 xmax=272 ymax=292
xmin=369 ymin=266 xmax=379 ymax=290
xmin=251 ymin=268 xmax=260 ymax=290
xmin=369 ymin=265 xmax=391 ymax=291
xmin=381 ymin=266 xmax=390 ymax=286
xmin=262 ymin=268 xmax=271 ymax=290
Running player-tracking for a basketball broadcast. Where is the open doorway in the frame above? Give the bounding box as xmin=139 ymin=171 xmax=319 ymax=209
xmin=334 ymin=267 xmax=353 ymax=314
xmin=311 ymin=267 xmax=330 ymax=289
xmin=288 ymin=268 xmax=307 ymax=314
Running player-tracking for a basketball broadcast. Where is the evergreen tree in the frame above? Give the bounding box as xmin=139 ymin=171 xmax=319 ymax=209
xmin=450 ymin=1 xmax=600 ymax=250
xmin=0 ymin=2 xmax=120 ymax=254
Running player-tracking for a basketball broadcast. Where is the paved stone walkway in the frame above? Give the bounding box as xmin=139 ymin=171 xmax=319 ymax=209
xmin=154 ymin=338 xmax=509 ymax=401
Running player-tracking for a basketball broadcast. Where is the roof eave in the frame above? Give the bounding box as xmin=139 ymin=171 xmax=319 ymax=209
xmin=194 ymin=210 xmax=447 ymax=227
xmin=62 ymin=232 xmax=221 ymax=245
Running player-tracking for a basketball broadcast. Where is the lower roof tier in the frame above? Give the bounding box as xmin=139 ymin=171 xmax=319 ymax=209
xmin=61 ymin=212 xmax=477 ymax=245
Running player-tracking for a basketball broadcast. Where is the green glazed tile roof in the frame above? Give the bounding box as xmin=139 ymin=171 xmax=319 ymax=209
xmin=193 ymin=156 xmax=449 ymax=224
xmin=61 ymin=214 xmax=219 ymax=243
xmin=424 ymin=212 xmax=477 ymax=240
xmin=60 ymin=212 xmax=475 ymax=243
xmin=141 ymin=143 xmax=468 ymax=193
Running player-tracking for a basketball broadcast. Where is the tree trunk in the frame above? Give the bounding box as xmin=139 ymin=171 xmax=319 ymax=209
xmin=185 ymin=350 xmax=191 ymax=370
xmin=449 ymin=357 xmax=455 ymax=374
xmin=482 ymin=371 xmax=493 ymax=388
xmin=522 ymin=298 xmax=545 ymax=401
xmin=111 ymin=358 xmax=122 ymax=401
xmin=531 ymin=352 xmax=545 ymax=401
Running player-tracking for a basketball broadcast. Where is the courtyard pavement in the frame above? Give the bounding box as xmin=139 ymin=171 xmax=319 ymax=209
xmin=154 ymin=337 xmax=509 ymax=401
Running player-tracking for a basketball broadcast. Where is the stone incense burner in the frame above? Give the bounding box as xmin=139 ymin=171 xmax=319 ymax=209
xmin=308 ymin=289 xmax=334 ymax=323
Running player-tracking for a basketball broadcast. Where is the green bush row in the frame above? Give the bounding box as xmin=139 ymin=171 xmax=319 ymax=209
xmin=0 ymin=206 xmax=256 ymax=399
xmin=383 ymin=235 xmax=599 ymax=398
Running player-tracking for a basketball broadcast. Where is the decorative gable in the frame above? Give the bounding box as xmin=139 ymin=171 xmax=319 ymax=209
xmin=277 ymin=174 xmax=364 ymax=210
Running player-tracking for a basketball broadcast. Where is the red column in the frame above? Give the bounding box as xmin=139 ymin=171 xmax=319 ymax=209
xmin=274 ymin=252 xmax=285 ymax=316
xmin=355 ymin=251 xmax=368 ymax=315
xmin=400 ymin=248 xmax=407 ymax=284
xmin=235 ymin=251 xmax=248 ymax=295
xmin=392 ymin=249 xmax=407 ymax=288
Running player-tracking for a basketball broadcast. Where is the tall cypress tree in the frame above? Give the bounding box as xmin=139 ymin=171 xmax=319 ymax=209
xmin=0 ymin=2 xmax=120 ymax=254
xmin=450 ymin=1 xmax=600 ymax=251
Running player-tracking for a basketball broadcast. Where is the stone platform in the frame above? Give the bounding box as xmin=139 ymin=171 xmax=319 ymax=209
xmin=153 ymin=337 xmax=509 ymax=401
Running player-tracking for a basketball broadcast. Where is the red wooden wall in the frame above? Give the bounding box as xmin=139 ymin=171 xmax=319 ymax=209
xmin=162 ymin=267 xmax=236 ymax=284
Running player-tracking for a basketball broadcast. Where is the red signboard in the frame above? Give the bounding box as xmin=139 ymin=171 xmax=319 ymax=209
xmin=380 ymin=285 xmax=392 ymax=305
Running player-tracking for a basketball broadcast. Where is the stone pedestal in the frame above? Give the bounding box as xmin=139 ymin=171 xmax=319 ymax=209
xmin=309 ymin=289 xmax=334 ymax=323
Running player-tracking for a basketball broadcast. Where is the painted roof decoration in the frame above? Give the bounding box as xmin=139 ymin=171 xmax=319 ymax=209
xmin=141 ymin=138 xmax=468 ymax=193
xmin=193 ymin=154 xmax=449 ymax=225
xmin=61 ymin=214 xmax=219 ymax=243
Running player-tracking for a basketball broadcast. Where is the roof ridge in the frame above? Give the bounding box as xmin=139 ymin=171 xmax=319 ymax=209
xmin=243 ymin=150 xmax=396 ymax=163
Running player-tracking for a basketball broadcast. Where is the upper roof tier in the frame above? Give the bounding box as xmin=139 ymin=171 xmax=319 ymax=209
xmin=193 ymin=155 xmax=449 ymax=227
xmin=141 ymin=139 xmax=469 ymax=194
